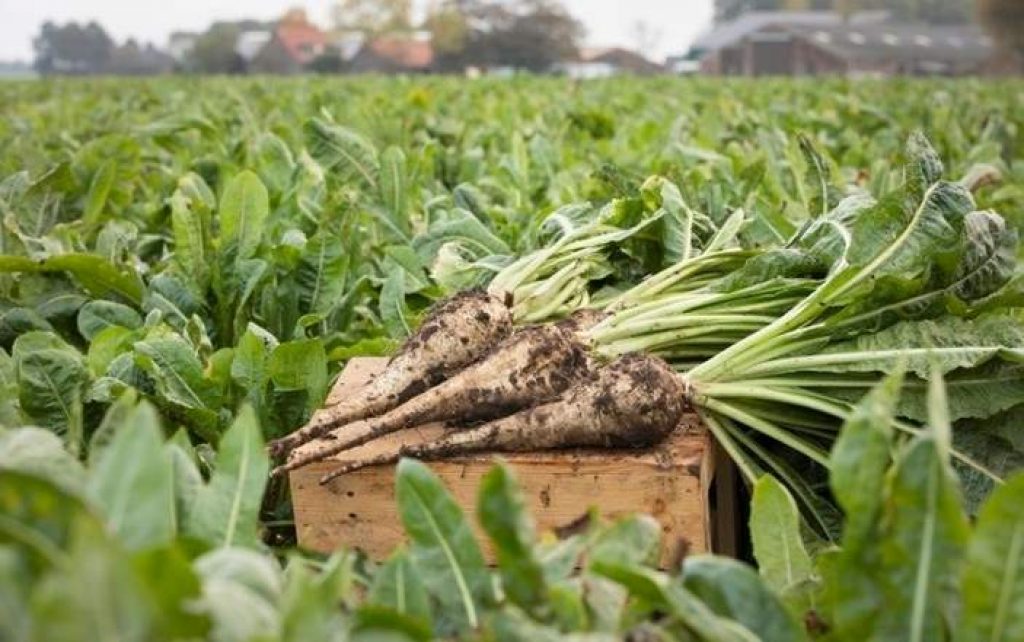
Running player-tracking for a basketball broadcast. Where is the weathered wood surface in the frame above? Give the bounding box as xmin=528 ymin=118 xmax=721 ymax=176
xmin=289 ymin=357 xmax=716 ymax=568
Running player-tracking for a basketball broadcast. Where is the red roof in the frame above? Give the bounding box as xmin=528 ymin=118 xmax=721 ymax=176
xmin=276 ymin=18 xmax=327 ymax=64
xmin=368 ymin=37 xmax=434 ymax=70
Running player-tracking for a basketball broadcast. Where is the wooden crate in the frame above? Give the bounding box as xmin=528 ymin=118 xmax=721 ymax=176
xmin=289 ymin=358 xmax=734 ymax=568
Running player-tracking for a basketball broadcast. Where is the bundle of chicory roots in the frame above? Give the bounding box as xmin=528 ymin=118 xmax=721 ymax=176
xmin=270 ymin=288 xmax=695 ymax=484
xmin=269 ymin=241 xmax=769 ymax=485
xmin=271 ymin=135 xmax=1024 ymax=525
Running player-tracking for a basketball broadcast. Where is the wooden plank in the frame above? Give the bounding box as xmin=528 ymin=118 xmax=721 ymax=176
xmin=290 ymin=357 xmax=715 ymax=568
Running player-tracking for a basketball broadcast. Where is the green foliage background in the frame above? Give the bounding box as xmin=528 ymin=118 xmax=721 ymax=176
xmin=1 ymin=77 xmax=1020 ymax=449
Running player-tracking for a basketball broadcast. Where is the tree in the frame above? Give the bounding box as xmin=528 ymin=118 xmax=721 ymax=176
xmin=186 ymin=23 xmax=246 ymax=74
xmin=331 ymin=0 xmax=413 ymax=34
xmin=106 ymin=39 xmax=174 ymax=75
xmin=32 ymin=21 xmax=114 ymax=74
xmin=977 ymin=0 xmax=1024 ymax=62
xmin=426 ymin=0 xmax=469 ymax=55
xmin=433 ymin=0 xmax=583 ymax=72
xmin=497 ymin=0 xmax=583 ymax=71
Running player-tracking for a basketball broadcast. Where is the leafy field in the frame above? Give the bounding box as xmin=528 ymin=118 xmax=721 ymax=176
xmin=1 ymin=76 xmax=1023 ymax=640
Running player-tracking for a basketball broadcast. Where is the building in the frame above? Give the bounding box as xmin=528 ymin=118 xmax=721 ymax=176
xmin=274 ymin=8 xmax=328 ymax=66
xmin=348 ymin=33 xmax=435 ymax=73
xmin=247 ymin=9 xmax=328 ymax=74
xmin=693 ymin=10 xmax=1012 ymax=76
xmin=241 ymin=13 xmax=434 ymax=75
xmin=782 ymin=24 xmax=1002 ymax=76
xmin=559 ymin=47 xmax=664 ymax=78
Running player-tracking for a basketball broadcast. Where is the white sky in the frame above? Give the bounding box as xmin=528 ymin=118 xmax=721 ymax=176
xmin=0 ymin=0 xmax=714 ymax=63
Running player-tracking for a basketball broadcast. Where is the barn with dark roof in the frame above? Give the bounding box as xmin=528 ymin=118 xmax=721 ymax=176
xmin=693 ymin=10 xmax=1016 ymax=77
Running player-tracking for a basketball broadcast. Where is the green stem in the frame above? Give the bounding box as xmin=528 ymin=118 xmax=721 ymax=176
xmin=519 ymin=276 xmax=587 ymax=323
xmin=488 ymin=230 xmax=574 ymax=296
xmin=730 ymin=403 xmax=839 ymax=436
xmin=513 ymin=261 xmax=589 ymax=321
xmin=701 ymin=383 xmax=853 ymax=420
xmin=711 ymin=384 xmax=1003 ymax=484
xmin=609 ymin=250 xmax=752 ymax=309
xmin=687 ymin=283 xmax=832 ymax=382
xmin=597 ymin=324 xmax=761 ymax=357
xmin=727 ymin=426 xmax=838 ymax=540
xmin=590 ymin=314 xmax=777 ymax=344
xmin=652 ymin=347 xmax=722 ymax=360
xmin=635 ymin=294 xmax=797 ymax=327
xmin=709 ymin=335 xmax=829 ymax=382
xmin=593 ymin=292 xmax=716 ymax=330
xmin=715 ymin=375 xmax=878 ymax=389
xmin=697 ymin=398 xmax=831 ymax=466
xmin=697 ymin=410 xmax=760 ymax=483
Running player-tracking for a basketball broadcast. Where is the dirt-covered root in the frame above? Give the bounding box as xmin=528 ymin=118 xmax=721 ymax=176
xmin=317 ymin=353 xmax=689 ymax=485
xmin=268 ymin=289 xmax=511 ymax=459
xmin=551 ymin=309 xmax=609 ymax=374
xmin=274 ymin=323 xmax=591 ymax=477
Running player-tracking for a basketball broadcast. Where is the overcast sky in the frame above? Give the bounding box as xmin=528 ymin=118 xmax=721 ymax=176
xmin=0 ymin=0 xmax=714 ymax=63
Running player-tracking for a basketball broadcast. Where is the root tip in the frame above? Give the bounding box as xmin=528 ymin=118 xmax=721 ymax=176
xmin=267 ymin=440 xmax=288 ymax=459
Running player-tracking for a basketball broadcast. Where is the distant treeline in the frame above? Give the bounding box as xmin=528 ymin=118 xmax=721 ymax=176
xmin=29 ymin=0 xmax=587 ymax=76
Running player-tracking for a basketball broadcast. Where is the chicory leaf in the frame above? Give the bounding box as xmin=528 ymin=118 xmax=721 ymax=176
xmin=395 ymin=458 xmax=493 ymax=633
xmin=185 ymin=406 xmax=268 ymax=548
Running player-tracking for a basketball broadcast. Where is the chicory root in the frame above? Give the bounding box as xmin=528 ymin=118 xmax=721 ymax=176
xmin=317 ymin=353 xmax=689 ymax=484
xmin=274 ymin=323 xmax=590 ymax=476
xmin=268 ymin=289 xmax=512 ymax=458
